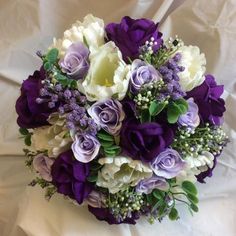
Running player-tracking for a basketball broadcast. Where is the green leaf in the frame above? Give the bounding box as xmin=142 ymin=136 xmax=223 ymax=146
xmin=187 ymin=193 xmax=199 ymax=204
xmin=174 ymin=98 xmax=188 ymax=114
xmin=97 ymin=132 xmax=114 ymax=142
xmin=190 ymin=203 xmax=199 ymax=212
xmin=167 ymin=103 xmax=182 ymax=124
xmin=87 ymin=175 xmax=98 ymax=182
xmin=151 ymin=200 xmax=164 ymax=213
xmin=46 ymin=48 xmax=59 ymax=63
xmin=149 ymin=101 xmax=167 ymax=116
xmin=140 ymin=109 xmax=151 ymax=123
xmin=153 ymin=189 xmax=165 ymax=200
xmin=158 ymin=202 xmax=167 ymax=216
xmin=104 ymin=149 xmax=116 ymax=157
xmin=99 ymin=140 xmax=114 ymax=148
xmin=69 ymin=80 xmax=77 ymax=89
xmin=182 ymin=181 xmax=198 ymax=195
xmin=19 ymin=127 xmax=29 ymax=136
xmin=24 ymin=134 xmax=31 ymax=146
xmin=43 ymin=62 xmax=52 ymax=71
xmin=105 ymin=145 xmax=121 ymax=152
xmin=168 ymin=208 xmax=179 ymax=220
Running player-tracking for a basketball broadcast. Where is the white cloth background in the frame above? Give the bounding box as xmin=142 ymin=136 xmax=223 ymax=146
xmin=0 ymin=0 xmax=236 ymax=235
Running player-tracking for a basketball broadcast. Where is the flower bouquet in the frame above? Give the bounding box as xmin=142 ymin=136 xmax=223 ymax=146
xmin=15 ymin=14 xmax=228 ymax=224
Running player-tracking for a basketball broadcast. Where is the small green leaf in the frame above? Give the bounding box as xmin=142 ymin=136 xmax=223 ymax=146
xmin=46 ymin=48 xmax=59 ymax=63
xmin=97 ymin=132 xmax=114 ymax=142
xmin=190 ymin=203 xmax=199 ymax=212
xmin=187 ymin=193 xmax=199 ymax=204
xmin=43 ymin=62 xmax=52 ymax=71
xmin=169 ymin=208 xmax=179 ymax=220
xmin=140 ymin=109 xmax=151 ymax=123
xmin=167 ymin=103 xmax=181 ymax=124
xmin=151 ymin=200 xmax=163 ymax=213
xmin=24 ymin=134 xmax=31 ymax=146
xmin=87 ymin=175 xmax=98 ymax=182
xmin=158 ymin=202 xmax=167 ymax=216
xmin=69 ymin=80 xmax=77 ymax=89
xmin=149 ymin=101 xmax=167 ymax=116
xmin=182 ymin=181 xmax=198 ymax=195
xmin=100 ymin=140 xmax=114 ymax=148
xmin=104 ymin=149 xmax=116 ymax=156
xmin=105 ymin=145 xmax=121 ymax=152
xmin=174 ymin=98 xmax=188 ymax=114
xmin=19 ymin=127 xmax=29 ymax=136
xmin=153 ymin=189 xmax=165 ymax=200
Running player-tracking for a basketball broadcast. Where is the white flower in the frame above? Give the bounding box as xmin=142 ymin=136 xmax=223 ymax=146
xmin=177 ymin=45 xmax=206 ymax=92
xmin=31 ymin=113 xmax=72 ymax=157
xmin=52 ymin=14 xmax=105 ymax=57
xmin=96 ymin=156 xmax=152 ymax=194
xmin=80 ymin=42 xmax=130 ymax=101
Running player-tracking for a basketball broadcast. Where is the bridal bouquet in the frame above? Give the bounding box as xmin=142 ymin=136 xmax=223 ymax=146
xmin=15 ymin=14 xmax=228 ymax=224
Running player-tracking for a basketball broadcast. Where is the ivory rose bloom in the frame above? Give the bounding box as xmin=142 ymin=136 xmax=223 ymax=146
xmin=80 ymin=42 xmax=130 ymax=101
xmin=177 ymin=45 xmax=206 ymax=92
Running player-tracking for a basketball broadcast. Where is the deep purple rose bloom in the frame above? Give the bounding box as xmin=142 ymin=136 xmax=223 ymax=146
xmin=88 ymin=206 xmax=140 ymax=225
xmin=15 ymin=68 xmax=54 ymax=128
xmin=129 ymin=59 xmax=161 ymax=94
xmin=120 ymin=119 xmax=174 ymax=162
xmin=51 ymin=150 xmax=92 ymax=204
xmin=106 ymin=16 xmax=162 ymax=62
xmin=136 ymin=176 xmax=168 ymax=194
xmin=88 ymin=99 xmax=125 ymax=135
xmin=186 ymin=75 xmax=226 ymax=125
xmin=59 ymin=42 xmax=89 ymax=80
xmin=151 ymin=148 xmax=186 ymax=179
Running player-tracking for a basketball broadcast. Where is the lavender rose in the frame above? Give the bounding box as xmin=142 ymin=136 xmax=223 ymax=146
xmin=136 ymin=176 xmax=168 ymax=194
xmin=59 ymin=42 xmax=89 ymax=80
xmin=129 ymin=59 xmax=161 ymax=94
xmin=33 ymin=154 xmax=54 ymax=181
xmin=86 ymin=190 xmax=106 ymax=208
xmin=88 ymin=99 xmax=125 ymax=136
xmin=178 ymin=98 xmax=200 ymax=129
xmin=71 ymin=134 xmax=100 ymax=163
xmin=151 ymin=148 xmax=186 ymax=179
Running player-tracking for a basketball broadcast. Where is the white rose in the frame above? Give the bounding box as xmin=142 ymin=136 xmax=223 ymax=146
xmin=80 ymin=42 xmax=130 ymax=101
xmin=52 ymin=14 xmax=105 ymax=57
xmin=96 ymin=156 xmax=152 ymax=194
xmin=177 ymin=45 xmax=206 ymax=92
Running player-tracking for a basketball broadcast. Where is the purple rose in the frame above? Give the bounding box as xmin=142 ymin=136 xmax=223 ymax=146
xmin=59 ymin=42 xmax=89 ymax=80
xmin=88 ymin=206 xmax=140 ymax=225
xmin=51 ymin=150 xmax=92 ymax=204
xmin=106 ymin=16 xmax=162 ymax=62
xmin=71 ymin=134 xmax=100 ymax=163
xmin=186 ymin=75 xmax=226 ymax=125
xmin=88 ymin=99 xmax=125 ymax=136
xmin=151 ymin=148 xmax=186 ymax=179
xmin=15 ymin=68 xmax=55 ymax=128
xmin=129 ymin=59 xmax=161 ymax=94
xmin=86 ymin=190 xmax=106 ymax=208
xmin=136 ymin=176 xmax=168 ymax=194
xmin=120 ymin=119 xmax=174 ymax=162
xmin=178 ymin=98 xmax=200 ymax=129
xmin=33 ymin=154 xmax=54 ymax=182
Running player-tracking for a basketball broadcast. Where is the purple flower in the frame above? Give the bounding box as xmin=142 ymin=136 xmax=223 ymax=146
xmin=88 ymin=99 xmax=125 ymax=136
xmin=15 ymin=68 xmax=55 ymax=128
xmin=59 ymin=42 xmax=89 ymax=80
xmin=136 ymin=176 xmax=168 ymax=194
xmin=120 ymin=119 xmax=174 ymax=162
xmin=88 ymin=206 xmax=140 ymax=225
xmin=129 ymin=59 xmax=161 ymax=94
xmin=178 ymin=98 xmax=200 ymax=129
xmin=33 ymin=154 xmax=54 ymax=182
xmin=151 ymin=148 xmax=186 ymax=179
xmin=71 ymin=134 xmax=100 ymax=163
xmin=86 ymin=190 xmax=106 ymax=208
xmin=51 ymin=150 xmax=92 ymax=204
xmin=186 ymin=75 xmax=226 ymax=125
xmin=105 ymin=16 xmax=162 ymax=62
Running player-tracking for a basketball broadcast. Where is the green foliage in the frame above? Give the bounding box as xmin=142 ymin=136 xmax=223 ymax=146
xmin=140 ymin=109 xmax=151 ymax=123
xmin=149 ymin=101 xmax=167 ymax=117
xmin=168 ymin=207 xmax=179 ymax=221
xmin=19 ymin=128 xmax=32 ymax=146
xmin=86 ymin=161 xmax=102 ymax=183
xmin=19 ymin=127 xmax=29 ymax=135
xmin=46 ymin=48 xmax=59 ymax=64
xmin=182 ymin=181 xmax=198 ymax=195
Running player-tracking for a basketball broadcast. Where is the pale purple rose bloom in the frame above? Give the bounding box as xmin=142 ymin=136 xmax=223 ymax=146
xmin=129 ymin=59 xmax=161 ymax=94
xmin=59 ymin=42 xmax=89 ymax=80
xmin=86 ymin=190 xmax=106 ymax=208
xmin=88 ymin=99 xmax=125 ymax=136
xmin=178 ymin=98 xmax=200 ymax=129
xmin=151 ymin=148 xmax=186 ymax=179
xmin=136 ymin=176 xmax=168 ymax=194
xmin=33 ymin=154 xmax=54 ymax=181
xmin=71 ymin=134 xmax=100 ymax=163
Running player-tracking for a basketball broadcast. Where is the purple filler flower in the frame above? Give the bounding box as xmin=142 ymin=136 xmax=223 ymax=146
xmin=178 ymin=98 xmax=200 ymax=129
xmin=51 ymin=150 xmax=92 ymax=204
xmin=129 ymin=59 xmax=161 ymax=94
xmin=33 ymin=154 xmax=54 ymax=182
xmin=151 ymin=148 xmax=186 ymax=179
xmin=106 ymin=16 xmax=162 ymax=62
xmin=136 ymin=176 xmax=168 ymax=194
xmin=71 ymin=134 xmax=100 ymax=163
xmin=88 ymin=99 xmax=125 ymax=136
xmin=59 ymin=42 xmax=89 ymax=80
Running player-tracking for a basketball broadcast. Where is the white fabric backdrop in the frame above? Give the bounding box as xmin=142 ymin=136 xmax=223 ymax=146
xmin=0 ymin=0 xmax=236 ymax=235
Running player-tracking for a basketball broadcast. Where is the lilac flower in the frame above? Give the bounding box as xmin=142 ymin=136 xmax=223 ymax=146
xmin=71 ymin=134 xmax=100 ymax=163
xmin=33 ymin=154 xmax=54 ymax=182
xmin=59 ymin=42 xmax=89 ymax=80
xmin=86 ymin=190 xmax=106 ymax=208
xmin=88 ymin=99 xmax=125 ymax=136
xmin=178 ymin=98 xmax=200 ymax=129
xmin=151 ymin=148 xmax=186 ymax=179
xmin=136 ymin=176 xmax=168 ymax=194
xmin=129 ymin=59 xmax=161 ymax=94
